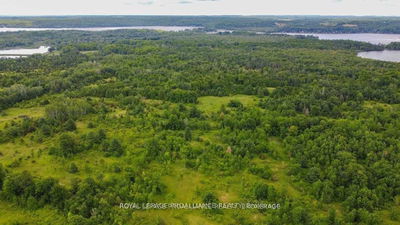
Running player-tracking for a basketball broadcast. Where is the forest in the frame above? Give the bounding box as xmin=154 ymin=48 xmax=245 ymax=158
xmin=1 ymin=15 xmax=400 ymax=33
xmin=0 ymin=22 xmax=400 ymax=225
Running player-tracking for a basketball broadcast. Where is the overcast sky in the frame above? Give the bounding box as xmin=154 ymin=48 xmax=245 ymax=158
xmin=0 ymin=0 xmax=399 ymax=16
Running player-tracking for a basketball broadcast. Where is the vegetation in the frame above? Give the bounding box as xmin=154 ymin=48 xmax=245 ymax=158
xmin=0 ymin=20 xmax=400 ymax=225
xmin=1 ymin=15 xmax=400 ymax=33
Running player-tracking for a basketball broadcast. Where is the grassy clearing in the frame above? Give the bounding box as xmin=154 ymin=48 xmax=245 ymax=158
xmin=197 ymin=95 xmax=258 ymax=113
xmin=0 ymin=201 xmax=66 ymax=225
xmin=0 ymin=138 xmax=120 ymax=186
xmin=0 ymin=106 xmax=45 ymax=128
xmin=157 ymin=163 xmax=267 ymax=225
xmin=363 ymin=101 xmax=394 ymax=109
xmin=161 ymin=165 xmax=207 ymax=202
xmin=378 ymin=206 xmax=400 ymax=225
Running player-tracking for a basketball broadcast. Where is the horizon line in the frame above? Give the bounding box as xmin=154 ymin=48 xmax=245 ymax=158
xmin=0 ymin=14 xmax=399 ymax=18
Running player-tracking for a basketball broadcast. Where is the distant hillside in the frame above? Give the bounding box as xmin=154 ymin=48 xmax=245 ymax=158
xmin=0 ymin=15 xmax=400 ymax=33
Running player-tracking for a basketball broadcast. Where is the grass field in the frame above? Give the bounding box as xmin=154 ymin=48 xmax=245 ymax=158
xmin=197 ymin=95 xmax=259 ymax=113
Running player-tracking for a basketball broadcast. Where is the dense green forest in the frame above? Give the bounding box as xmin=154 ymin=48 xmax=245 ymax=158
xmin=1 ymin=15 xmax=400 ymax=33
xmin=0 ymin=27 xmax=400 ymax=225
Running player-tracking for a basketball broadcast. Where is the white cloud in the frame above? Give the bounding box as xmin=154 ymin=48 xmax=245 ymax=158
xmin=0 ymin=0 xmax=398 ymax=16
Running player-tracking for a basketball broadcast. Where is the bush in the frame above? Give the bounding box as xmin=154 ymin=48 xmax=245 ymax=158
xmin=103 ymin=139 xmax=124 ymax=157
xmin=49 ymin=133 xmax=80 ymax=157
xmin=227 ymin=100 xmax=243 ymax=108
xmin=249 ymin=165 xmax=272 ymax=180
xmin=64 ymin=119 xmax=77 ymax=131
xmin=68 ymin=163 xmax=79 ymax=174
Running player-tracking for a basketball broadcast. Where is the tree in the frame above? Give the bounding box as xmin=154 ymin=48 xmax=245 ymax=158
xmin=2 ymin=171 xmax=35 ymax=199
xmin=68 ymin=163 xmax=79 ymax=174
xmin=56 ymin=133 xmax=79 ymax=157
xmin=64 ymin=119 xmax=77 ymax=131
xmin=104 ymin=139 xmax=124 ymax=157
xmin=253 ymin=183 xmax=269 ymax=200
xmin=164 ymin=115 xmax=185 ymax=130
xmin=0 ymin=164 xmax=6 ymax=189
xmin=184 ymin=127 xmax=192 ymax=141
xmin=327 ymin=209 xmax=338 ymax=225
xmin=34 ymin=178 xmax=57 ymax=206
xmin=227 ymin=100 xmax=243 ymax=108
xmin=189 ymin=106 xmax=202 ymax=118
xmin=203 ymin=192 xmax=219 ymax=204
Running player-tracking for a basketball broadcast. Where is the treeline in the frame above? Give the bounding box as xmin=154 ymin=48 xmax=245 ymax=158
xmin=0 ymin=99 xmax=94 ymax=143
xmin=0 ymin=164 xmax=165 ymax=225
xmin=0 ymin=16 xmax=400 ymax=33
xmin=386 ymin=42 xmax=400 ymax=50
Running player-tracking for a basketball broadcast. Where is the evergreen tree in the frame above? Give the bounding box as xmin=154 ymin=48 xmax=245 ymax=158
xmin=64 ymin=119 xmax=76 ymax=131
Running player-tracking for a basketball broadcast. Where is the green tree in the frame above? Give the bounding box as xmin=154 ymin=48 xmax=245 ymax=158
xmin=64 ymin=119 xmax=76 ymax=131
xmin=68 ymin=163 xmax=79 ymax=174
xmin=104 ymin=139 xmax=124 ymax=157
xmin=184 ymin=127 xmax=192 ymax=141
xmin=0 ymin=164 xmax=6 ymax=189
xmin=203 ymin=192 xmax=219 ymax=204
xmin=57 ymin=133 xmax=79 ymax=157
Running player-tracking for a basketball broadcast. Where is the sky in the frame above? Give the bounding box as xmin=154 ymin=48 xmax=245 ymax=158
xmin=0 ymin=0 xmax=399 ymax=16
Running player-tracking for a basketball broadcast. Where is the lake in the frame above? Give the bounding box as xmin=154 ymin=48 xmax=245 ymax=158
xmin=278 ymin=33 xmax=400 ymax=45
xmin=0 ymin=26 xmax=199 ymax=33
xmin=357 ymin=50 xmax=400 ymax=63
xmin=277 ymin=32 xmax=400 ymax=62
xmin=0 ymin=26 xmax=198 ymax=59
xmin=0 ymin=46 xmax=50 ymax=59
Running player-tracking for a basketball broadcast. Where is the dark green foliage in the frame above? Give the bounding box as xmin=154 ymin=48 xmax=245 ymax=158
xmin=2 ymin=171 xmax=35 ymax=201
xmin=0 ymin=117 xmax=37 ymax=143
xmin=87 ymin=122 xmax=95 ymax=128
xmin=189 ymin=106 xmax=202 ymax=118
xmin=49 ymin=133 xmax=80 ymax=157
xmin=0 ymin=84 xmax=44 ymax=110
xmin=184 ymin=127 xmax=192 ymax=141
xmin=68 ymin=163 xmax=79 ymax=174
xmin=249 ymin=164 xmax=272 ymax=180
xmin=268 ymin=200 xmax=313 ymax=225
xmin=45 ymin=99 xmax=93 ymax=123
xmin=102 ymin=138 xmax=124 ymax=157
xmin=386 ymin=42 xmax=400 ymax=50
xmin=202 ymin=192 xmax=219 ymax=204
xmin=164 ymin=115 xmax=185 ymax=130
xmin=227 ymin=100 xmax=243 ymax=108
xmin=63 ymin=119 xmax=77 ymax=131
xmin=58 ymin=133 xmax=79 ymax=156
xmin=0 ymin=164 xmax=6 ymax=189
xmin=327 ymin=209 xmax=338 ymax=225
xmin=167 ymin=89 xmax=198 ymax=103
xmin=253 ymin=183 xmax=277 ymax=201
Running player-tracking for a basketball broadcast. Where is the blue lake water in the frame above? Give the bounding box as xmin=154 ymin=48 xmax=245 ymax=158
xmin=278 ymin=33 xmax=400 ymax=45
xmin=0 ymin=46 xmax=50 ymax=59
xmin=0 ymin=26 xmax=199 ymax=33
xmin=357 ymin=50 xmax=400 ymax=63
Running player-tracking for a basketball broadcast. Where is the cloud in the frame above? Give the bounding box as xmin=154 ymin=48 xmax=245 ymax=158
xmin=138 ymin=0 xmax=155 ymax=5
xmin=0 ymin=0 xmax=399 ymax=16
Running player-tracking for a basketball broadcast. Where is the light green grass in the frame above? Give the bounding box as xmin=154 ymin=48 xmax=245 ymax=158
xmin=378 ymin=206 xmax=400 ymax=225
xmin=363 ymin=100 xmax=393 ymax=109
xmin=0 ymin=201 xmax=66 ymax=225
xmin=266 ymin=87 xmax=276 ymax=93
xmin=0 ymin=106 xmax=45 ymax=129
xmin=197 ymin=95 xmax=259 ymax=113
